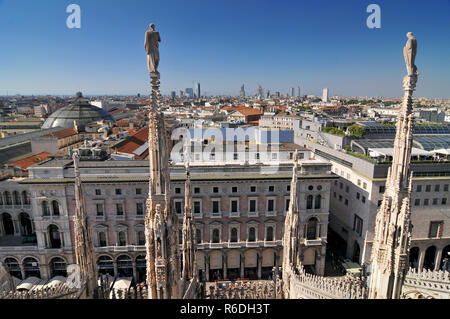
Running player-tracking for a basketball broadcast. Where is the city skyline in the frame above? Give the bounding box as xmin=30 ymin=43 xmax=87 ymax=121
xmin=0 ymin=0 xmax=449 ymax=98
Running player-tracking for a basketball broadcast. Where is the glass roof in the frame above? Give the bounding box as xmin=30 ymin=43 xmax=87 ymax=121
xmin=353 ymin=135 xmax=450 ymax=152
xmin=359 ymin=122 xmax=450 ymax=135
xmin=42 ymin=97 xmax=115 ymax=129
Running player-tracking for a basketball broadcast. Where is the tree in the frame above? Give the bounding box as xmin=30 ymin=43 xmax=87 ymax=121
xmin=347 ymin=124 xmax=366 ymax=138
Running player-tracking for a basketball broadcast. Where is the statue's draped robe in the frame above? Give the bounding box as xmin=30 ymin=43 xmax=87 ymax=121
xmin=145 ymin=31 xmax=161 ymax=73
xmin=403 ymin=37 xmax=417 ymax=76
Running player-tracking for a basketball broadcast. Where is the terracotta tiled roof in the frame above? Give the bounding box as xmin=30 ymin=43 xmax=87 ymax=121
xmin=42 ymin=128 xmax=77 ymax=139
xmin=9 ymin=152 xmax=51 ymax=169
xmin=116 ymin=127 xmax=148 ymax=157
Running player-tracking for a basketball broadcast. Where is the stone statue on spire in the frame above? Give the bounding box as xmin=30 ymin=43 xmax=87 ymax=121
xmin=403 ymin=32 xmax=418 ymax=77
xmin=145 ymin=23 xmax=161 ymax=75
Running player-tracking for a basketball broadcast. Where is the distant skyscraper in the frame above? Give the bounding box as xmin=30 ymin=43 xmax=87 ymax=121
xmin=296 ymin=87 xmax=301 ymax=97
xmin=257 ymin=85 xmax=263 ymax=98
xmin=196 ymin=82 xmax=201 ymax=98
xmin=185 ymin=88 xmax=194 ymax=98
xmin=275 ymin=91 xmax=280 ymax=98
xmin=170 ymin=91 xmax=176 ymax=99
xmin=322 ymin=88 xmax=329 ymax=103
xmin=290 ymin=87 xmax=295 ymax=97
xmin=240 ymin=84 xmax=245 ymax=97
xmin=137 ymin=93 xmax=141 ymax=98
xmin=266 ymin=90 xmax=270 ymax=98
xmin=179 ymin=90 xmax=184 ymax=97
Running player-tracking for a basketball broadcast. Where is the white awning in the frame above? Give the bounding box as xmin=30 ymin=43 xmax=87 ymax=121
xmin=16 ymin=277 xmax=42 ymax=291
xmin=429 ymin=148 xmax=450 ymax=155
xmin=368 ymin=147 xmax=430 ymax=157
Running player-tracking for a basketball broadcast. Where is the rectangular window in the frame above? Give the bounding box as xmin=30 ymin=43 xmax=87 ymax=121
xmin=234 ymin=153 xmax=238 ymax=160
xmin=213 ymin=187 xmax=219 ymax=193
xmin=379 ymin=186 xmax=385 ymax=193
xmin=442 ymin=198 xmax=447 ymax=205
xmin=194 ymin=187 xmax=200 ymax=194
xmin=194 ymin=201 xmax=201 ymax=214
xmin=353 ymin=215 xmax=363 ymax=236
xmin=116 ymin=203 xmax=124 ymax=215
xmin=425 ymin=185 xmax=431 ymax=192
xmin=338 ymin=195 xmax=342 ymax=202
xmin=424 ymin=199 xmax=429 ymax=206
xmin=339 ymin=182 xmax=343 ymax=189
xmin=115 ymin=189 xmax=121 ymax=195
xmin=356 ymin=192 xmax=360 ymax=200
xmin=345 ymin=199 xmax=349 ymax=206
xmin=345 ymin=186 xmax=349 ymax=193
xmin=416 ymin=185 xmax=422 ymax=192
xmin=96 ymin=204 xmax=104 ymax=216
xmin=287 ymin=185 xmax=291 ymax=192
xmin=255 ymin=153 xmax=260 ymax=160
xmin=175 ymin=187 xmax=181 ymax=194
xmin=175 ymin=201 xmax=182 ymax=214
xmin=136 ymin=188 xmax=142 ymax=195
xmin=249 ymin=199 xmax=257 ymax=212
xmin=95 ymin=189 xmax=101 ymax=196
xmin=231 ymin=200 xmax=238 ymax=213
xmin=212 ymin=200 xmax=220 ymax=214
xmin=362 ymin=196 xmax=366 ymax=203
xmin=232 ymin=186 xmax=238 ymax=193
xmin=435 ymin=185 xmax=440 ymax=192
xmin=444 ymin=184 xmax=449 ymax=192
xmin=285 ymin=198 xmax=290 ymax=211
xmin=363 ymin=182 xmax=367 ymax=190
xmin=272 ymin=153 xmax=278 ymax=159
xmin=269 ymin=185 xmax=275 ymax=192
xmin=298 ymin=153 xmax=304 ymax=159
xmin=433 ymin=198 xmax=439 ymax=205
xmin=136 ymin=203 xmax=144 ymax=215
xmin=267 ymin=199 xmax=274 ymax=211
xmin=250 ymin=186 xmax=256 ymax=193
xmin=357 ymin=179 xmax=361 ymax=186
xmin=414 ymin=199 xmax=420 ymax=206
xmin=429 ymin=221 xmax=443 ymax=238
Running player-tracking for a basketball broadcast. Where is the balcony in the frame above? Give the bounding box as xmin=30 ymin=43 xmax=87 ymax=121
xmin=229 ymin=211 xmax=240 ymax=218
xmin=265 ymin=210 xmax=277 ymax=217
xmin=114 ymin=214 xmax=126 ymax=221
xmin=210 ymin=212 xmax=221 ymax=218
xmin=245 ymin=241 xmax=260 ymax=248
xmin=227 ymin=242 xmax=243 ymax=248
xmin=247 ymin=211 xmax=259 ymax=217
xmin=95 ymin=215 xmax=105 ymax=221
xmin=263 ymin=240 xmax=282 ymax=247
xmin=209 ymin=242 xmax=224 ymax=249
xmin=303 ymin=238 xmax=323 ymax=246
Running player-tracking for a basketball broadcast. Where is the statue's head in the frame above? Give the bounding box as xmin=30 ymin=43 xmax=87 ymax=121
xmin=407 ymin=32 xmax=414 ymax=39
xmin=149 ymin=23 xmax=155 ymax=31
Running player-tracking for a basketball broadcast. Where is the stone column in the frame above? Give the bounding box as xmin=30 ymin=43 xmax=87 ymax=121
xmin=205 ymin=252 xmax=210 ymax=282
xmin=257 ymin=251 xmax=262 ymax=279
xmin=316 ymin=223 xmax=321 ymax=239
xmin=19 ymin=264 xmax=25 ymax=280
xmin=132 ymin=260 xmax=137 ymax=282
xmin=113 ymin=261 xmax=118 ymax=278
xmin=434 ymin=248 xmax=443 ymax=271
xmin=13 ymin=218 xmax=20 ymax=236
xmin=223 ymin=251 xmax=227 ymax=279
xmin=418 ymin=248 xmax=425 ymax=271
xmin=240 ymin=252 xmax=245 ymax=278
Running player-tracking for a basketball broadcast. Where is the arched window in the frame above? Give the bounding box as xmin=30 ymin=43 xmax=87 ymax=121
xmin=137 ymin=231 xmax=145 ymax=245
xmin=50 ymin=257 xmax=67 ymax=277
xmin=48 ymin=224 xmax=61 ymax=248
xmin=196 ymin=228 xmax=202 ymax=244
xmin=230 ymin=227 xmax=238 ymax=242
xmin=118 ymin=231 xmax=126 ymax=246
xmin=314 ymin=195 xmax=321 ymax=209
xmin=306 ymin=195 xmax=313 ymax=209
xmin=409 ymin=247 xmax=420 ymax=269
xmin=423 ymin=246 xmax=437 ymax=270
xmin=23 ymin=257 xmax=40 ymax=278
xmin=52 ymin=201 xmax=60 ymax=216
xmin=98 ymin=232 xmax=107 ymax=247
xmin=212 ymin=228 xmax=220 ymax=243
xmin=13 ymin=191 xmax=21 ymax=205
xmin=2 ymin=213 xmax=15 ymax=235
xmin=266 ymin=226 xmax=274 ymax=241
xmin=97 ymin=256 xmax=114 ymax=276
xmin=306 ymin=217 xmax=318 ymax=240
xmin=22 ymin=191 xmax=30 ymax=205
xmin=117 ymin=255 xmax=133 ymax=277
xmin=19 ymin=212 xmax=33 ymax=236
xmin=42 ymin=201 xmax=50 ymax=216
xmin=248 ymin=227 xmax=256 ymax=242
xmin=4 ymin=191 xmax=12 ymax=205
xmin=4 ymin=258 xmax=22 ymax=279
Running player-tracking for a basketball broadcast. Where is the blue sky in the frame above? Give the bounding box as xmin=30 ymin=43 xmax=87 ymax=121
xmin=0 ymin=0 xmax=449 ymax=97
